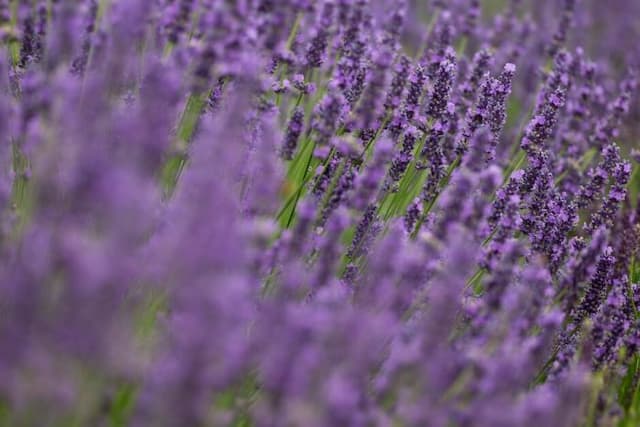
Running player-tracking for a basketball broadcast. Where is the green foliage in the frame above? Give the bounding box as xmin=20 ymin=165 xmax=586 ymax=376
xmin=109 ymin=384 xmax=137 ymax=427
xmin=161 ymin=92 xmax=208 ymax=196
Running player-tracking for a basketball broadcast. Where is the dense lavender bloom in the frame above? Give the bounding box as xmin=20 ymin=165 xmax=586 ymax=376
xmin=404 ymin=198 xmax=422 ymax=234
xmin=592 ymin=278 xmax=630 ymax=369
xmin=304 ymin=1 xmax=335 ymax=69
xmin=343 ymin=66 xmax=367 ymax=108
xmin=485 ymin=63 xmax=516 ymax=159
xmin=573 ymin=246 xmax=615 ymax=324
xmin=521 ymin=77 xmax=568 ymax=154
xmin=421 ymin=10 xmax=454 ymax=78
xmin=593 ymin=72 xmax=637 ymax=148
xmin=206 ymin=76 xmax=227 ymax=113
xmin=456 ymin=72 xmax=491 ymax=156
xmin=520 ymin=164 xmax=553 ymax=238
xmin=456 ymin=63 xmax=515 ymax=158
xmin=16 ymin=6 xmax=33 ymax=65
xmin=346 ymin=203 xmax=381 ymax=260
xmin=165 ymin=0 xmax=195 ymax=44
xmin=400 ymin=63 xmax=426 ymax=125
xmin=280 ymin=107 xmax=304 ymax=160
xmin=554 ymin=52 xmax=598 ymax=172
xmin=336 ymin=0 xmax=369 ymax=105
xmin=460 ymin=48 xmax=493 ymax=104
xmin=558 ymin=228 xmax=609 ymax=313
xmin=384 ymin=126 xmax=419 ymax=192
xmin=383 ymin=54 xmax=411 ymax=112
xmin=2 ymin=1 xmax=640 ymax=425
xmin=585 ymin=158 xmax=631 ymax=232
xmin=419 ymin=120 xmax=447 ymax=203
xmin=524 ymin=182 xmax=577 ymax=274
xmin=349 ymin=136 xmax=392 ymax=211
xmin=317 ymin=159 xmax=356 ymax=226
xmin=489 ymin=170 xmax=524 ymax=228
xmin=424 ymin=47 xmax=457 ymax=123
xmin=70 ymin=0 xmax=98 ymax=75
xmin=576 ymin=144 xmax=620 ymax=209
xmin=483 ymin=192 xmax=521 ymax=269
xmin=518 ymin=57 xmax=570 ymax=195
xmin=354 ymin=45 xmax=392 ymax=139
xmin=311 ymin=83 xmax=347 ymax=147
xmin=311 ymin=152 xmax=341 ymax=199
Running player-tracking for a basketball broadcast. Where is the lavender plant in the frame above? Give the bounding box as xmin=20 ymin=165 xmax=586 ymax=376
xmin=1 ymin=1 xmax=640 ymax=426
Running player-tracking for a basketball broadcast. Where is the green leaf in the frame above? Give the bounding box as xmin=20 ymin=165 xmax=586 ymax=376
xmin=161 ymin=93 xmax=208 ymax=196
xmin=109 ymin=384 xmax=137 ymax=427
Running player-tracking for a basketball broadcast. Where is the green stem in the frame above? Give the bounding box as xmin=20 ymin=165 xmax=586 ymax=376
xmin=7 ymin=0 xmax=19 ymax=66
xmin=410 ymin=155 xmax=462 ymax=239
xmin=160 ymin=92 xmax=208 ymax=197
xmin=285 ymin=141 xmax=317 ymax=229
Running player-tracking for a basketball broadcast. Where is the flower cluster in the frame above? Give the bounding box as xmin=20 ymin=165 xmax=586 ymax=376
xmin=0 ymin=1 xmax=639 ymax=426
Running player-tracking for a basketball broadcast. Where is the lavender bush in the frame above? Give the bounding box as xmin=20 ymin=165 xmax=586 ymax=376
xmin=1 ymin=0 xmax=640 ymax=426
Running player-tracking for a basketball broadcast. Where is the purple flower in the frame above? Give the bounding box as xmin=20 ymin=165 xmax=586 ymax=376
xmin=384 ymin=126 xmax=420 ymax=192
xmin=383 ymin=54 xmax=411 ymax=112
xmin=2 ymin=1 xmax=640 ymax=425
xmin=304 ymin=1 xmax=335 ymax=69
xmin=281 ymin=107 xmax=305 ymax=160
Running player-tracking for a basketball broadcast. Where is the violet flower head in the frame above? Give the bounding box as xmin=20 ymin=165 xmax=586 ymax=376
xmin=305 ymin=0 xmax=335 ymax=69
xmin=461 ymin=48 xmax=494 ymax=104
xmin=384 ymin=54 xmax=411 ymax=112
xmin=350 ymin=135 xmax=393 ymax=211
xmin=385 ymin=126 xmax=420 ymax=192
xmin=281 ymin=106 xmax=305 ymax=160
xmin=311 ymin=82 xmax=347 ymax=147
xmin=425 ymin=47 xmax=457 ymax=123
xmin=70 ymin=0 xmax=99 ymax=76
xmin=573 ymin=246 xmax=615 ymax=324
xmin=165 ymin=0 xmax=195 ymax=45
xmin=402 ymin=63 xmax=427 ymax=123
xmin=355 ymin=44 xmax=393 ymax=139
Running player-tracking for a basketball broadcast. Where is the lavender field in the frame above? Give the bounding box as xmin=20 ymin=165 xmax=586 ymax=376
xmin=1 ymin=0 xmax=640 ymax=426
